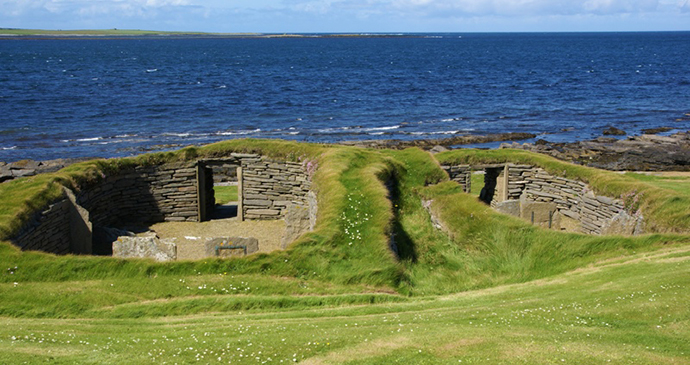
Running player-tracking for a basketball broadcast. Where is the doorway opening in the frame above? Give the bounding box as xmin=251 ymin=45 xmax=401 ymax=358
xmin=198 ymin=160 xmax=242 ymax=221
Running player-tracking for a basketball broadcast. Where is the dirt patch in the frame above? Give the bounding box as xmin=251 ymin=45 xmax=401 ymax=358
xmin=148 ymin=216 xmax=286 ymax=260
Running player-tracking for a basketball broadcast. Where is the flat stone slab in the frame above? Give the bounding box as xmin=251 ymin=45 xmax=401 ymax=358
xmin=113 ymin=236 xmax=177 ymax=262
xmin=205 ymin=237 xmax=259 ymax=258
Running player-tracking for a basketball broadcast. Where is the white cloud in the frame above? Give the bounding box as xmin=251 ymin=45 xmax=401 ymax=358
xmin=0 ymin=0 xmax=687 ymax=32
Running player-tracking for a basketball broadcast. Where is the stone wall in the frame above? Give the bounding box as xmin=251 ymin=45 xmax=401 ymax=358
xmin=13 ymin=188 xmax=92 ymax=255
xmin=442 ymin=165 xmax=471 ymax=193
xmin=14 ymin=198 xmax=71 ymax=254
xmin=241 ymin=156 xmax=312 ymax=220
xmin=77 ymin=162 xmax=201 ymax=226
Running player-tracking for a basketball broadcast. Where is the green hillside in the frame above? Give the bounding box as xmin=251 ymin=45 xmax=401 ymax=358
xmin=1 ymin=140 xmax=689 ymax=363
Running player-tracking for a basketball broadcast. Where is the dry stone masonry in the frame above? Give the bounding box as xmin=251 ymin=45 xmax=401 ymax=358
xmin=12 ymin=153 xmax=316 ymax=256
xmin=443 ymin=163 xmax=644 ymax=235
xmin=442 ymin=165 xmax=471 ymax=193
xmin=241 ymin=156 xmax=312 ymax=220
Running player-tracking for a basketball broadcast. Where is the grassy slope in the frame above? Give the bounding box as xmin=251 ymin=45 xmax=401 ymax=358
xmin=1 ymin=141 xmax=690 ymax=362
xmin=0 ymin=246 xmax=687 ymax=364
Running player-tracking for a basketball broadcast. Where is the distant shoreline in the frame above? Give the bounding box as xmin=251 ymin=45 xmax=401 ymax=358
xmin=0 ymin=28 xmax=426 ymax=40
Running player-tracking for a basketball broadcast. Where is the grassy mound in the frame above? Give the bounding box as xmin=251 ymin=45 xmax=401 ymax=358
xmin=0 ymin=141 xmax=688 ymax=323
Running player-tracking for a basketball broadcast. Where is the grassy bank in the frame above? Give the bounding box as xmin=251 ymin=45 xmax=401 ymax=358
xmin=1 ymin=246 xmax=687 ymax=363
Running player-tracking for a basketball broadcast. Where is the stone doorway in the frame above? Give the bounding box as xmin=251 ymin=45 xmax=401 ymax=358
xmin=198 ymin=159 xmax=243 ymax=222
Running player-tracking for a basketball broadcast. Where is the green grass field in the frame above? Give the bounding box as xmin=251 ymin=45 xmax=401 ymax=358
xmin=215 ymin=185 xmax=239 ymax=205
xmin=1 ymin=141 xmax=689 ymax=363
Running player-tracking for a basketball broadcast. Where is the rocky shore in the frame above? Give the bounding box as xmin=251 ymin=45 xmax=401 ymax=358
xmin=0 ymin=158 xmax=94 ymax=183
xmin=3 ymin=130 xmax=690 ymax=184
xmin=501 ymin=131 xmax=690 ymax=171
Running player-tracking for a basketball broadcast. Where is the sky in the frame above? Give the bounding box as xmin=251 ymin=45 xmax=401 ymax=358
xmin=1 ymin=0 xmax=689 ymax=33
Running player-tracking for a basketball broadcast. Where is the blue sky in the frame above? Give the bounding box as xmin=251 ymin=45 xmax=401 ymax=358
xmin=1 ymin=0 xmax=688 ymax=33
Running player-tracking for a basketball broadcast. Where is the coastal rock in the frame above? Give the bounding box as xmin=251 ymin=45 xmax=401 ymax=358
xmin=603 ymin=126 xmax=626 ymax=136
xmin=502 ymin=131 xmax=690 ymax=171
xmin=0 ymin=157 xmax=95 ymax=183
xmin=337 ymin=132 xmax=536 ymax=150
xmin=641 ymin=127 xmax=673 ymax=134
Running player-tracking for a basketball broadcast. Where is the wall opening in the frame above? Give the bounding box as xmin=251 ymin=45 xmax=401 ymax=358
xmin=199 ymin=160 xmax=242 ymax=221
xmin=479 ymin=167 xmax=502 ymax=205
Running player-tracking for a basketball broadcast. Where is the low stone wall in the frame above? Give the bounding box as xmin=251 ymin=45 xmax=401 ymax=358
xmin=442 ymin=165 xmax=471 ymax=193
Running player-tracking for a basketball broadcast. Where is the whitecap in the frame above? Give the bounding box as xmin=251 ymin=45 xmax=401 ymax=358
xmin=146 ymin=69 xmax=158 ymax=73
xmin=76 ymin=137 xmax=102 ymax=142
xmin=216 ymin=128 xmax=261 ymax=136
xmin=362 ymin=125 xmax=401 ymax=132
xmin=1 ymin=146 xmax=17 ymax=150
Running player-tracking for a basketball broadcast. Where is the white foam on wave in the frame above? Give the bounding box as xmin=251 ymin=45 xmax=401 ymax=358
xmin=216 ymin=128 xmax=262 ymax=136
xmin=362 ymin=125 xmax=401 ymax=132
xmin=408 ymin=130 xmax=466 ymax=136
xmin=1 ymin=146 xmax=17 ymax=150
xmin=77 ymin=137 xmax=103 ymax=142
xmin=161 ymin=132 xmax=192 ymax=137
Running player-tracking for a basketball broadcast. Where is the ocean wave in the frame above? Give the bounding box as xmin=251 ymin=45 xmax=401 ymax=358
xmin=77 ymin=137 xmax=103 ymax=142
xmin=362 ymin=125 xmax=401 ymax=132
xmin=406 ymin=130 xmax=466 ymax=136
xmin=1 ymin=146 xmax=17 ymax=150
xmin=216 ymin=129 xmax=262 ymax=136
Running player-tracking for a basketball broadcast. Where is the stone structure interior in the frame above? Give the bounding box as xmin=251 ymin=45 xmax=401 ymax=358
xmin=12 ymin=153 xmax=317 ymax=261
xmin=443 ymin=164 xmax=644 ymax=236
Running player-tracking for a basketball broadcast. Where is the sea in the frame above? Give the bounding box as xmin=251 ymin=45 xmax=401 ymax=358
xmin=1 ymin=32 xmax=689 ymax=162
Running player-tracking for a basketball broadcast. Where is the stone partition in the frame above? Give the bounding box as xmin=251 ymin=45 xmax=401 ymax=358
xmin=240 ymin=156 xmax=312 ymax=220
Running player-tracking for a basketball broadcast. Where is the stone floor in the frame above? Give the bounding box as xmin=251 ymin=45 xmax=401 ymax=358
xmin=147 ymin=203 xmax=286 ymax=260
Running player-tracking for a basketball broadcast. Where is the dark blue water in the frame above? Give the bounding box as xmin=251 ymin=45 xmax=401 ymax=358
xmin=1 ymin=32 xmax=689 ymax=162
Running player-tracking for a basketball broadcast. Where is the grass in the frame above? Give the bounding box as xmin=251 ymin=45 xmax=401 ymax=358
xmin=1 ymin=140 xmax=690 ymax=362
xmin=0 ymin=246 xmax=687 ymax=363
xmin=214 ymin=185 xmax=238 ymax=205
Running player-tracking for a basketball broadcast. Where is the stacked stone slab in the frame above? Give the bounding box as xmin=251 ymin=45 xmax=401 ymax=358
xmin=13 ymin=199 xmax=71 ymax=254
xmin=241 ymin=155 xmax=312 ymax=220
xmin=77 ymin=162 xmax=201 ymax=226
xmin=441 ymin=165 xmax=471 ymax=193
